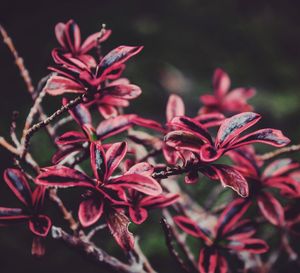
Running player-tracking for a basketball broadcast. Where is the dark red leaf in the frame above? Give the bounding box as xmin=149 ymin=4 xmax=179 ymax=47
xmin=262 ymin=158 xmax=300 ymax=178
xmin=0 ymin=207 xmax=25 ymax=219
xmin=108 ymin=174 xmax=162 ymax=196
xmin=28 ymin=215 xmax=51 ymax=237
xmin=257 ymin=192 xmax=284 ymax=226
xmin=63 ymin=98 xmax=92 ymax=126
xmin=96 ymin=114 xmax=136 ymax=139
xmin=36 ymin=165 xmax=93 ymax=188
xmin=90 ymin=141 xmax=107 ymax=182
xmin=107 ymin=210 xmax=134 ymax=251
xmin=164 ymin=130 xmax=204 ymax=152
xmin=102 ymin=84 xmax=142 ymax=100
xmin=227 ymin=238 xmax=269 ymax=254
xmin=173 ymin=216 xmax=211 ymax=242
xmin=106 ymin=142 xmax=127 ymax=178
xmin=129 ymin=206 xmax=148 ymax=224
xmin=166 ymin=94 xmax=185 ymax=122
xmin=216 ymin=112 xmax=261 ymax=148
xmin=231 ymin=128 xmax=290 ymax=148
xmin=224 ymin=219 xmax=256 ymax=240
xmin=169 ymin=116 xmax=213 ymax=144
xmin=4 ymin=168 xmax=32 ymax=206
xmin=126 ymin=162 xmax=154 ymax=176
xmin=78 ymin=198 xmax=103 ymax=227
xmin=141 ymin=194 xmax=180 ymax=208
xmin=198 ymin=247 xmax=218 ymax=273
xmin=213 ymin=68 xmax=230 ymax=98
xmin=211 ymin=164 xmax=249 ymax=197
xmin=98 ymin=46 xmax=143 ymax=76
xmin=45 ymin=75 xmax=84 ymax=96
xmin=216 ymin=198 xmax=250 ymax=237
xmin=56 ymin=131 xmax=87 ymax=145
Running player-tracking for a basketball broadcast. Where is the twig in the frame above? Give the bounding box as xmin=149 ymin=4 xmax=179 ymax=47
xmin=86 ymin=224 xmax=107 ymax=241
xmin=52 ymin=115 xmax=73 ymax=131
xmin=21 ymin=93 xmax=87 ymax=159
xmin=0 ymin=24 xmax=34 ymax=94
xmin=258 ymin=144 xmax=300 ymax=161
xmin=51 ymin=226 xmax=150 ymax=273
xmin=132 ymin=238 xmax=157 ymax=273
xmin=162 ymin=210 xmax=198 ymax=272
xmin=49 ymin=189 xmax=79 ymax=232
xmin=23 ymin=80 xmax=47 ymax=134
xmin=161 ymin=218 xmax=192 ymax=273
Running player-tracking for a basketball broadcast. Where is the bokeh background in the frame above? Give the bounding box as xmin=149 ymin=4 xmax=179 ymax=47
xmin=1 ymin=0 xmax=300 ymax=272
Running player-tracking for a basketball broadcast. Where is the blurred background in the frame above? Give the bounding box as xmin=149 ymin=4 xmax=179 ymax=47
xmin=1 ymin=0 xmax=300 ymax=272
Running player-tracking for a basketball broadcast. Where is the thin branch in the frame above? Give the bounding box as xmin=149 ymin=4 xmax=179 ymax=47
xmin=49 ymin=189 xmax=79 ymax=232
xmin=23 ymin=78 xmax=48 ymax=134
xmin=21 ymin=93 xmax=87 ymax=159
xmin=86 ymin=224 xmax=107 ymax=241
xmin=0 ymin=24 xmax=34 ymax=93
xmin=258 ymin=144 xmax=300 ymax=161
xmin=51 ymin=226 xmax=150 ymax=273
xmin=161 ymin=218 xmax=192 ymax=273
xmin=132 ymin=239 xmax=157 ymax=273
xmin=162 ymin=210 xmax=198 ymax=272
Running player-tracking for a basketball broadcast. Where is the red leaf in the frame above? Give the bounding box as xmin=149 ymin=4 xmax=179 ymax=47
xmin=102 ymin=84 xmax=142 ymax=100
xmin=78 ymin=198 xmax=104 ymax=227
xmin=97 ymin=114 xmax=136 ymax=139
xmin=216 ymin=198 xmax=250 ymax=237
xmin=262 ymin=158 xmax=299 ymax=178
xmin=28 ymin=215 xmax=51 ymax=237
xmin=90 ymin=141 xmax=107 ymax=182
xmin=107 ymin=210 xmax=134 ymax=251
xmin=133 ymin=117 xmax=164 ymax=132
xmin=98 ymin=105 xmax=118 ymax=119
xmin=216 ymin=112 xmax=261 ymax=148
xmin=173 ymin=216 xmax=210 ymax=242
xmin=108 ymin=174 xmax=162 ymax=196
xmin=64 ymin=20 xmax=81 ymax=52
xmin=211 ymin=164 xmax=249 ymax=197
xmin=129 ymin=206 xmax=148 ymax=224
xmin=169 ymin=116 xmax=213 ymax=144
xmin=231 ymin=128 xmax=290 ymax=148
xmin=56 ymin=131 xmax=87 ymax=145
xmin=224 ymin=219 xmax=256 ymax=240
xmin=195 ymin=113 xmax=225 ymax=128
xmin=0 ymin=207 xmax=26 ymax=219
xmin=81 ymin=29 xmax=112 ymax=54
xmin=141 ymin=194 xmax=180 ymax=208
xmin=45 ymin=75 xmax=84 ymax=96
xmin=198 ymin=247 xmax=218 ymax=273
xmin=164 ymin=130 xmax=204 ymax=152
xmin=257 ymin=192 xmax=284 ymax=226
xmin=105 ymin=142 xmax=127 ymax=178
xmin=227 ymin=238 xmax=269 ymax=254
xmin=36 ymin=165 xmax=93 ymax=188
xmin=98 ymin=45 xmax=143 ymax=76
xmin=213 ymin=68 xmax=230 ymax=98
xmin=63 ymin=98 xmax=92 ymax=126
xmin=126 ymin=162 xmax=154 ymax=176
xmin=166 ymin=94 xmax=185 ymax=122
xmin=4 ymin=168 xmax=32 ymax=206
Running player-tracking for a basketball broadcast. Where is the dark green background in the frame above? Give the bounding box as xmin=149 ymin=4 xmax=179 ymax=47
xmin=1 ymin=0 xmax=300 ymax=272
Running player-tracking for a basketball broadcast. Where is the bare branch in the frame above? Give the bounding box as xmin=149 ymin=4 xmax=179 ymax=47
xmin=51 ymin=226 xmax=151 ymax=273
xmin=161 ymin=218 xmax=192 ymax=273
xmin=0 ymin=24 xmax=34 ymax=93
xmin=21 ymin=93 xmax=87 ymax=159
xmin=258 ymin=144 xmax=300 ymax=161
